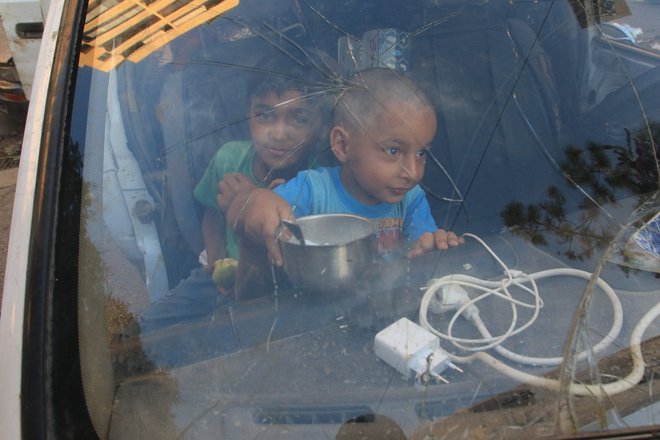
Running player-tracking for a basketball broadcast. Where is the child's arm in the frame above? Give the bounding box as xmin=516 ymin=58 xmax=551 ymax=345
xmin=201 ymin=208 xmax=227 ymax=271
xmin=407 ymin=229 xmax=464 ymax=258
xmin=216 ymin=173 xmax=285 ymax=213
xmin=225 ymin=187 xmax=294 ymax=300
xmin=233 ymin=233 xmax=276 ymax=301
xmin=225 ymin=187 xmax=294 ymax=266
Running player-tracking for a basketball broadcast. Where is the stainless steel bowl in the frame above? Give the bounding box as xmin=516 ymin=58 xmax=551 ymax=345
xmin=278 ymin=214 xmax=377 ymax=292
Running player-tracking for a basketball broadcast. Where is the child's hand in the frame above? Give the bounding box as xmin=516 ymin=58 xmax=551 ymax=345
xmin=225 ymin=188 xmax=294 ymax=266
xmin=217 ymin=173 xmax=258 ymax=213
xmin=217 ymin=173 xmax=286 ymax=213
xmin=407 ymin=229 xmax=464 ymax=258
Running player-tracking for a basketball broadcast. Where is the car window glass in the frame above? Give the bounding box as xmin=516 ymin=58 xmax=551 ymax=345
xmin=68 ymin=0 xmax=660 ymax=438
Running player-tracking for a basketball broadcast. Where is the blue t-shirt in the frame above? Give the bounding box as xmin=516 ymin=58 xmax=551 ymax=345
xmin=274 ymin=167 xmax=437 ymax=254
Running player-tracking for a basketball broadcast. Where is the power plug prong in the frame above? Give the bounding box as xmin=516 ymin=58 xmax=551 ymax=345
xmin=448 ymin=362 xmax=463 ymax=373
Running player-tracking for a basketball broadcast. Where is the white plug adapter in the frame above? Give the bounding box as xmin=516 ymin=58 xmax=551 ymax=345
xmin=374 ymin=317 xmax=461 ymax=383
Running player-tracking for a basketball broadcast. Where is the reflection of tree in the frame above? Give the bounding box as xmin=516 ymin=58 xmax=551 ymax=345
xmin=501 ymin=123 xmax=659 ymax=261
xmin=614 ymin=125 xmax=660 ymax=194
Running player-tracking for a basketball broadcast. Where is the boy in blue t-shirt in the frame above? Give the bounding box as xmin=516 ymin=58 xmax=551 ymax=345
xmin=224 ymin=68 xmax=463 ymax=298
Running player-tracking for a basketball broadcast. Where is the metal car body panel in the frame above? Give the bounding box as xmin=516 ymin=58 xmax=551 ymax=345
xmin=0 ymin=0 xmax=63 ymax=437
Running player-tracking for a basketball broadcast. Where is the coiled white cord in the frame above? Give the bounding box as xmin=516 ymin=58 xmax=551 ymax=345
xmin=418 ymin=233 xmax=658 ymax=396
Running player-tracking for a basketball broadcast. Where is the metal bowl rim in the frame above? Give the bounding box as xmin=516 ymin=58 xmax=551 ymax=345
xmin=278 ymin=213 xmax=376 ymax=248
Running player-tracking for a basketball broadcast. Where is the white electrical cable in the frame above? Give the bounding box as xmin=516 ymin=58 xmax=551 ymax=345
xmin=422 ymin=273 xmax=544 ymax=350
xmin=451 ymin=301 xmax=658 ymax=397
xmin=420 ymin=269 xmax=623 ymax=365
xmin=418 ymin=233 xmax=657 ymax=397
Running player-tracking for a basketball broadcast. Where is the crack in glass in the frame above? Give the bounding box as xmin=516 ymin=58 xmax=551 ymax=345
xmin=72 ymin=0 xmax=660 ymax=438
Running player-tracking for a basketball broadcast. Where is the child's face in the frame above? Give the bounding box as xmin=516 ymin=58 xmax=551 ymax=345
xmin=333 ymin=99 xmax=436 ymax=205
xmin=249 ymin=90 xmax=321 ymax=180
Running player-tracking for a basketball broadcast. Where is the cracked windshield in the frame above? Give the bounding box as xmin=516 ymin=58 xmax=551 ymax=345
xmin=71 ymin=0 xmax=660 ymax=438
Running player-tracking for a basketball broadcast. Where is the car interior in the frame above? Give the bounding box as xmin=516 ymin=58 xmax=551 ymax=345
xmin=70 ymin=0 xmax=660 ymax=437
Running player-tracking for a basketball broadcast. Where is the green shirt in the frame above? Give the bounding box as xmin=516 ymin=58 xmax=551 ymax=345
xmin=194 ymin=140 xmax=324 ymax=259
xmin=194 ymin=140 xmax=261 ymax=260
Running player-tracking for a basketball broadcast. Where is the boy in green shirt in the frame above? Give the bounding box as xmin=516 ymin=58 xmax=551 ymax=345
xmin=193 ymin=52 xmax=333 ymax=291
xmin=127 ymin=52 xmax=335 ymax=359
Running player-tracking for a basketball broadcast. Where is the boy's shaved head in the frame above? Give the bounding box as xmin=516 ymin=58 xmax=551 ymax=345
xmin=327 ymin=67 xmax=437 ymax=206
xmin=335 ymin=68 xmax=434 ymax=131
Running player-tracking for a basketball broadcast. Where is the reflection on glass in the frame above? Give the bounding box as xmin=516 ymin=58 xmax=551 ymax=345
xmin=68 ymin=0 xmax=660 ymax=438
xmin=502 ymin=123 xmax=659 ymax=265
